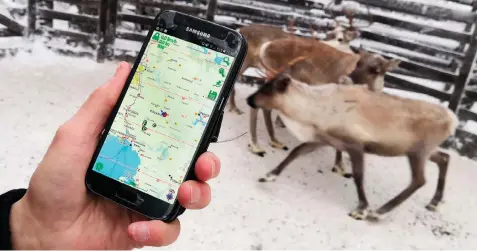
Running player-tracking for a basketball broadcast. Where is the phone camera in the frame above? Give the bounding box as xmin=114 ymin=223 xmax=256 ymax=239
xmin=226 ymin=34 xmax=238 ymax=49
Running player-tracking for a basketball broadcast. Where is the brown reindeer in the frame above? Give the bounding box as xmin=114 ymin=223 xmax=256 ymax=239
xmin=228 ymin=24 xmax=296 ymax=115
xmin=229 ymin=19 xmax=359 ymax=115
xmin=246 ymin=74 xmax=457 ymax=221
xmin=247 ymin=36 xmax=400 ymax=166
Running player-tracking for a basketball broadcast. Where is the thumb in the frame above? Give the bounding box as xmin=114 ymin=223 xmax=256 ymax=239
xmin=128 ymin=220 xmax=181 ymax=247
xmin=69 ymin=61 xmax=131 ymax=140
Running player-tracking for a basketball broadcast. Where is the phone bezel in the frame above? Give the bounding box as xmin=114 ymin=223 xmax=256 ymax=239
xmin=85 ymin=10 xmax=247 ymax=221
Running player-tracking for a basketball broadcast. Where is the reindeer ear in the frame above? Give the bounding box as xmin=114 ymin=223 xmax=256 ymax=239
xmin=386 ymin=59 xmax=401 ymax=71
xmin=358 ymin=47 xmax=368 ymax=56
xmin=274 ymin=75 xmax=291 ymax=93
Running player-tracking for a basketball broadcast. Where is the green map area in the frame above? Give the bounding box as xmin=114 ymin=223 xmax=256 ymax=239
xmin=92 ymin=31 xmax=234 ymax=203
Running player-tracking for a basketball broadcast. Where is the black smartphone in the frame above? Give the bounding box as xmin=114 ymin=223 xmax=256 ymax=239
xmin=85 ymin=10 xmax=247 ymax=222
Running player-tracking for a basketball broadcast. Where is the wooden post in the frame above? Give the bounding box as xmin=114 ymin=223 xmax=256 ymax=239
xmin=107 ymin=0 xmax=118 ymax=45
xmin=448 ymin=3 xmax=477 ymax=111
xmin=206 ymin=0 xmax=217 ymax=21
xmin=97 ymin=0 xmax=108 ymax=62
xmin=448 ymin=33 xmax=477 ymax=111
xmin=135 ymin=0 xmax=146 ymax=31
xmin=39 ymin=0 xmax=53 ymax=27
xmin=27 ymin=0 xmax=37 ymax=37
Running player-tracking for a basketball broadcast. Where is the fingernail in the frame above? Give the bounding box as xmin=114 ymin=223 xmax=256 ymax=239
xmin=132 ymin=223 xmax=150 ymax=243
xmin=210 ymin=158 xmax=216 ymax=179
xmin=115 ymin=62 xmax=126 ymax=75
xmin=189 ymin=183 xmax=201 ymax=204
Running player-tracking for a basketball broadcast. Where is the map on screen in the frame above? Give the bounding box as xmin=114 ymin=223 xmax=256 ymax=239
xmin=92 ymin=31 xmax=234 ymax=203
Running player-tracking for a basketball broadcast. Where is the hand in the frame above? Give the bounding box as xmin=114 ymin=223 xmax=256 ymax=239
xmin=10 ymin=62 xmax=221 ymax=249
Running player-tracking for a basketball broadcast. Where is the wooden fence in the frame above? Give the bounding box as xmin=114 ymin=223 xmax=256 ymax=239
xmin=1 ymin=0 xmax=477 ymax=159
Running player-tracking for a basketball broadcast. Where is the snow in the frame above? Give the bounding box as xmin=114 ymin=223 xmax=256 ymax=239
xmin=225 ymin=0 xmax=327 ymax=18
xmin=1 ymin=46 xmax=477 ymax=249
xmin=366 ymin=22 xmax=461 ymax=51
xmin=388 ymin=73 xmax=452 ymax=93
xmin=52 ymin=2 xmax=78 ymax=30
xmin=0 ymin=36 xmax=23 ymax=49
xmin=214 ymin=15 xmax=238 ymax=24
xmin=352 ymin=38 xmax=452 ymax=66
xmin=471 ymin=103 xmax=477 ymax=113
xmin=406 ymin=0 xmax=472 ymax=13
xmin=463 ymin=120 xmax=477 ymax=135
xmin=113 ymin=38 xmax=142 ymax=52
xmin=335 ymin=1 xmax=468 ymax=33
xmin=3 ymin=0 xmax=26 ymax=9
xmin=0 ymin=1 xmax=14 ymax=19
xmin=1 ymin=42 xmax=477 ymax=249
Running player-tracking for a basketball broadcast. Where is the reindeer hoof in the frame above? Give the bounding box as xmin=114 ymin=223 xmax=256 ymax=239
xmin=425 ymin=203 xmax=439 ymax=212
xmin=229 ymin=107 xmax=244 ymax=115
xmin=275 ymin=120 xmax=286 ymax=128
xmin=366 ymin=210 xmax=385 ymax=222
xmin=248 ymin=144 xmax=266 ymax=157
xmin=269 ymin=140 xmax=288 ymax=151
xmin=348 ymin=209 xmax=368 ymax=220
xmin=332 ymin=165 xmax=352 ymax=178
xmin=343 ymin=173 xmax=353 ymax=179
xmin=258 ymin=173 xmax=277 ymax=182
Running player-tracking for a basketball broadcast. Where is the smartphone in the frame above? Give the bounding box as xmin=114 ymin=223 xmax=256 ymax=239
xmin=85 ymin=10 xmax=247 ymax=222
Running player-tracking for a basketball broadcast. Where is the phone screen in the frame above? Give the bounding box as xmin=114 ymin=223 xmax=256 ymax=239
xmin=92 ymin=30 xmax=235 ymax=204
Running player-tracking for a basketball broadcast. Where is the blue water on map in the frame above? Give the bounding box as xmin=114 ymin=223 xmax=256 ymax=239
xmin=147 ymin=142 xmax=169 ymax=160
xmin=192 ymin=117 xmax=206 ymax=126
xmin=214 ymin=53 xmax=223 ymax=65
xmin=93 ymin=134 xmax=141 ymax=184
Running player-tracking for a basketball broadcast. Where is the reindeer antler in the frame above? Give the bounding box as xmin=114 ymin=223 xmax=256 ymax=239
xmin=342 ymin=2 xmax=373 ymax=30
xmin=287 ymin=18 xmax=296 ymax=33
xmin=309 ymin=23 xmax=318 ymax=39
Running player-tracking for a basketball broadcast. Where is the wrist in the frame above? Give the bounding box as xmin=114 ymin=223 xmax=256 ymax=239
xmin=10 ymin=197 xmax=42 ymax=249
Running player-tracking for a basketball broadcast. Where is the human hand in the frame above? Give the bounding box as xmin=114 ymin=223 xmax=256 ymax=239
xmin=10 ymin=62 xmax=221 ymax=249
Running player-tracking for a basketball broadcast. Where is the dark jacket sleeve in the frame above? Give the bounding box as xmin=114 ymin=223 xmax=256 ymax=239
xmin=0 ymin=189 xmax=27 ymax=250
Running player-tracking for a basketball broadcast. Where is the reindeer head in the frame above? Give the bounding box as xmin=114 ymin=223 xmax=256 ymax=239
xmin=324 ymin=5 xmax=369 ymax=44
xmin=350 ymin=49 xmax=401 ymax=92
xmin=247 ymin=74 xmax=291 ymax=111
xmin=325 ymin=23 xmax=360 ymax=44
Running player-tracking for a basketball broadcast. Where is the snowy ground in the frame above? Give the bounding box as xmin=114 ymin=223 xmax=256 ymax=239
xmin=2 ymin=44 xmax=477 ymax=249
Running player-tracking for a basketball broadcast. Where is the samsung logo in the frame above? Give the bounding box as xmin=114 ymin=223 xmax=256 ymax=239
xmin=186 ymin=27 xmax=211 ymax=38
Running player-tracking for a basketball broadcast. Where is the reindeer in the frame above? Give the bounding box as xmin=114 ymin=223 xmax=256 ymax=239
xmin=246 ymin=74 xmax=457 ymax=221
xmin=229 ymin=17 xmax=358 ymax=115
xmin=247 ymin=36 xmax=400 ymax=170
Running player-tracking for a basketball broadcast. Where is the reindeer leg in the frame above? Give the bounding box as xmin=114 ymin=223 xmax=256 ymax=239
xmin=248 ymin=108 xmax=266 ymax=157
xmin=228 ymin=88 xmax=244 ymax=115
xmin=338 ymin=75 xmax=354 ymax=85
xmin=332 ymin=150 xmax=352 ymax=178
xmin=367 ymin=152 xmax=427 ymax=222
xmin=259 ymin=142 xmax=324 ymax=182
xmin=425 ymin=150 xmax=450 ymax=212
xmin=275 ymin=115 xmax=286 ymax=128
xmin=348 ymin=149 xmax=369 ymax=220
xmin=228 ymin=60 xmax=250 ymax=115
xmin=262 ymin=109 xmax=288 ymax=151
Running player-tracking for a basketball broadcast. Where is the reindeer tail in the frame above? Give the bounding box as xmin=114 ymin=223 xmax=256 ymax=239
xmin=445 ymin=108 xmax=459 ymax=136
